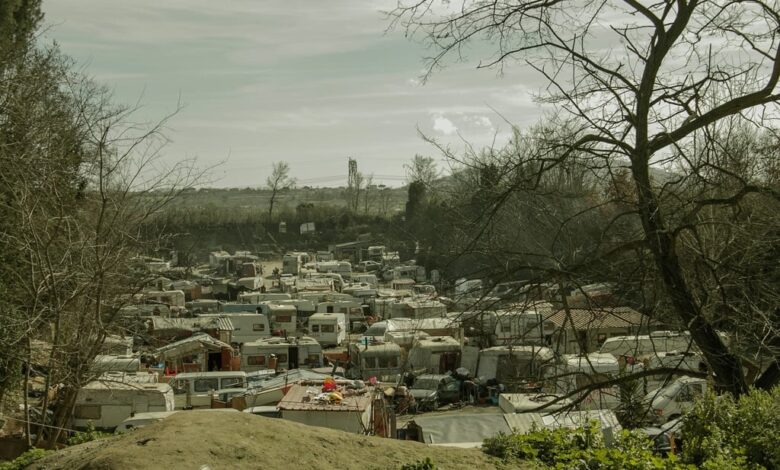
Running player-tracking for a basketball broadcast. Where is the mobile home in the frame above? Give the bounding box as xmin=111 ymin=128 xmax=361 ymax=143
xmin=265 ymin=303 xmax=298 ymax=333
xmin=73 ymin=381 xmax=174 ymax=431
xmin=236 ymin=276 xmax=263 ymax=291
xmin=494 ymin=306 xmax=557 ymax=346
xmin=407 ymin=336 xmax=462 ymax=375
xmin=307 ymin=313 xmax=347 ymax=347
xmin=169 ymin=371 xmax=248 ymax=409
xmin=347 ymin=342 xmax=403 ymax=381
xmin=241 ymin=336 xmax=323 ymax=372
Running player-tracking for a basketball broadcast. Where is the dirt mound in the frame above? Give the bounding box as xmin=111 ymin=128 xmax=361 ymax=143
xmin=33 ymin=411 xmax=500 ymax=469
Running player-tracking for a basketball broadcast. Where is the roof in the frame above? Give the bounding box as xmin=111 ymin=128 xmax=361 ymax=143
xmin=410 ymin=410 xmax=621 ymax=447
xmin=277 ymin=383 xmax=373 ymax=412
xmin=548 ymin=307 xmax=653 ymax=331
xmin=149 ymin=317 xmax=233 ymax=332
xmin=247 ymin=369 xmax=331 ymax=391
xmin=155 ymin=333 xmax=234 ymax=359
xmin=173 ymin=371 xmax=247 ymax=380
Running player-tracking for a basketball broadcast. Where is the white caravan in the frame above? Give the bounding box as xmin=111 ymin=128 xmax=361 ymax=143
xmin=308 ymin=313 xmax=347 ymax=347
xmin=240 ymin=336 xmax=323 ymax=372
xmin=197 ymin=313 xmax=270 ymax=344
xmin=73 ymin=381 xmax=174 ymax=431
xmin=170 ymin=371 xmax=247 ymax=409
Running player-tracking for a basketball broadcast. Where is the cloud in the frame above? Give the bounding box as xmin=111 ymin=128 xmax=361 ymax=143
xmin=432 ymin=115 xmax=457 ymax=135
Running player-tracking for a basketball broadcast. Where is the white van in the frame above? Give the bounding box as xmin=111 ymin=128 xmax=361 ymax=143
xmin=648 ymin=376 xmax=707 ymax=424
xmin=73 ymin=381 xmax=174 ymax=431
xmin=308 ymin=313 xmax=346 ymax=347
xmin=170 ymin=371 xmax=247 ymax=409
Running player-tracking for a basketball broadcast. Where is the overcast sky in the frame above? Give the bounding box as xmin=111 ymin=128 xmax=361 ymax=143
xmin=44 ymin=1 xmax=547 ymax=188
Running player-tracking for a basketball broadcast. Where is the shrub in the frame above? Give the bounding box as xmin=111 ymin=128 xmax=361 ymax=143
xmin=483 ymin=422 xmax=692 ymax=469
xmin=400 ymin=457 xmax=436 ymax=470
xmin=67 ymin=422 xmax=113 ymax=446
xmin=682 ymin=387 xmax=780 ymax=469
xmin=0 ymin=448 xmax=51 ymax=470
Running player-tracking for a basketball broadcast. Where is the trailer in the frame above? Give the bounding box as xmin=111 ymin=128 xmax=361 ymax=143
xmin=240 ymin=336 xmax=323 ymax=372
xmin=73 ymin=381 xmax=174 ymax=431
xmin=407 ymin=336 xmax=462 ymax=375
xmin=307 ymin=313 xmax=347 ymax=347
xmin=196 ymin=313 xmax=271 ymax=344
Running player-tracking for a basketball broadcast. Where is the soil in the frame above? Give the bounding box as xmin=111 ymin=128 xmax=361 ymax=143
xmin=31 ymin=410 xmax=505 ymax=470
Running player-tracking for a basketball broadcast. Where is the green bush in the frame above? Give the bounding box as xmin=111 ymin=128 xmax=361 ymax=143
xmin=682 ymin=387 xmax=780 ymax=469
xmin=67 ymin=422 xmax=113 ymax=446
xmin=0 ymin=448 xmax=51 ymax=470
xmin=400 ymin=457 xmax=436 ymax=470
xmin=483 ymin=422 xmax=692 ymax=469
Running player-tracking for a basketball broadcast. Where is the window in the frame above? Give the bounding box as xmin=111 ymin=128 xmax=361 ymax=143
xmin=306 ymin=354 xmax=320 ymax=365
xmin=311 ymin=325 xmax=320 ymax=333
xmin=221 ymin=377 xmax=244 ymax=389
xmin=378 ymin=356 xmax=398 ymax=368
xmin=74 ymin=405 xmax=101 ymax=420
xmin=276 ymin=354 xmax=288 ymax=363
xmin=326 ymin=306 xmax=334 ymax=313
xmin=193 ymin=378 xmax=219 ymax=392
xmin=363 ymin=357 xmax=378 ymax=369
xmin=276 ymin=315 xmax=292 ymax=323
xmin=321 ymin=325 xmax=335 ymax=333
xmin=247 ymin=355 xmax=266 ymax=366
xmin=252 ymin=323 xmax=265 ymax=332
xmin=500 ymin=324 xmax=512 ymax=333
xmin=172 ymin=379 xmax=188 ymax=395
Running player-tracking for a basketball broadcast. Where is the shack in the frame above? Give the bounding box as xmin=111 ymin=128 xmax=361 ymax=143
xmin=154 ymin=333 xmax=237 ymax=374
xmin=277 ymin=382 xmax=375 ymax=434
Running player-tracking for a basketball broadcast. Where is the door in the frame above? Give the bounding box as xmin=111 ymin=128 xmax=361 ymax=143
xmin=438 ymin=352 xmax=460 ymax=374
xmin=288 ymin=346 xmax=299 ymax=369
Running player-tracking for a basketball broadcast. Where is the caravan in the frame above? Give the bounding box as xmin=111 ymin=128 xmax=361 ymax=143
xmin=494 ymin=306 xmax=556 ymax=346
xmin=170 ymin=371 xmax=247 ymax=409
xmin=197 ymin=313 xmax=270 ymax=344
xmin=73 ymin=380 xmax=174 ymax=431
xmin=240 ymin=337 xmax=323 ymax=372
xmin=307 ymin=313 xmax=347 ymax=347
xmin=407 ymin=336 xmax=462 ymax=375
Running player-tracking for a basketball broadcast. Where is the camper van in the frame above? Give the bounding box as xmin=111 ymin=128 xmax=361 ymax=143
xmin=241 ymin=336 xmax=323 ymax=372
xmin=647 ymin=376 xmax=708 ymax=424
xmin=170 ymin=371 xmax=248 ymax=409
xmin=197 ymin=313 xmax=271 ymax=344
xmin=407 ymin=336 xmax=462 ymax=375
xmin=347 ymin=342 xmax=403 ymax=381
xmin=73 ymin=381 xmax=174 ymax=431
xmin=307 ymin=313 xmax=346 ymax=347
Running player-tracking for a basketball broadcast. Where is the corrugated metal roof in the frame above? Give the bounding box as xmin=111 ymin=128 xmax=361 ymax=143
xmin=548 ymin=307 xmax=652 ymax=331
xmin=155 ymin=333 xmax=233 ymax=359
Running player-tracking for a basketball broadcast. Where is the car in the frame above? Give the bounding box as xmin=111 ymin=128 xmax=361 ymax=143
xmin=409 ymin=374 xmax=461 ymax=411
xmin=358 ymin=261 xmax=381 ymax=272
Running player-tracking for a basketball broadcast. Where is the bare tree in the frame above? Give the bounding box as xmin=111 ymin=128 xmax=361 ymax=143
xmin=391 ymin=0 xmax=780 ymax=395
xmin=405 ymin=154 xmax=440 ymax=187
xmin=266 ymin=161 xmax=295 ymax=220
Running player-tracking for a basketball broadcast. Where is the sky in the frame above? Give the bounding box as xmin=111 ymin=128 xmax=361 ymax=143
xmin=43 ymin=1 xmax=548 ymax=188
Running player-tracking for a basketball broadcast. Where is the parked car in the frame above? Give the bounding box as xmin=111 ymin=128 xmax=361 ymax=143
xmin=409 ymin=374 xmax=461 ymax=411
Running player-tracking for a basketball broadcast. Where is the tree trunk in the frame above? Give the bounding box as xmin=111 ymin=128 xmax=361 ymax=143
xmin=631 ymin=160 xmax=748 ymax=396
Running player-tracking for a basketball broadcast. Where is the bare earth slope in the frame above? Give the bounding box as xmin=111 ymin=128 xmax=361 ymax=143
xmin=32 ymin=411 xmax=500 ymax=470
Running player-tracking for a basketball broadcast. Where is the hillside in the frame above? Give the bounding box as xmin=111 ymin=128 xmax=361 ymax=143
xmin=32 ymin=411 xmax=505 ymax=470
